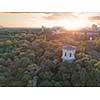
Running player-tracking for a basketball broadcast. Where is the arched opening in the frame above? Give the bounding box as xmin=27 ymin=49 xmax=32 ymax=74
xmin=69 ymin=53 xmax=72 ymax=57
xmin=65 ymin=52 xmax=67 ymax=56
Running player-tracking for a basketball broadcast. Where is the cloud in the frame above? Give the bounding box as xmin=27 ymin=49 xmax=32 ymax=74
xmin=88 ymin=16 xmax=100 ymax=20
xmin=0 ymin=12 xmax=32 ymax=14
xmin=42 ymin=12 xmax=77 ymax=20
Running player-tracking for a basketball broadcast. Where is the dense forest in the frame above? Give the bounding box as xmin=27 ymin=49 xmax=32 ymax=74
xmin=0 ymin=28 xmax=100 ymax=87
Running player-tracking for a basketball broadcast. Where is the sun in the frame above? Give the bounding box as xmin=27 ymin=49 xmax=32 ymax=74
xmin=64 ymin=21 xmax=84 ymax=30
xmin=57 ymin=17 xmax=90 ymax=30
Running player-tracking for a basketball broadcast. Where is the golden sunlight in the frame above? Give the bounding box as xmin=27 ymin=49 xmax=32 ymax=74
xmin=58 ymin=18 xmax=90 ymax=30
xmin=0 ymin=12 xmax=99 ymax=29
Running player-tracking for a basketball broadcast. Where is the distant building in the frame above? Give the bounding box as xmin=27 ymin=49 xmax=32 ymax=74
xmin=81 ymin=24 xmax=100 ymax=34
xmin=41 ymin=26 xmax=46 ymax=33
xmin=87 ymin=31 xmax=98 ymax=35
xmin=89 ymin=37 xmax=93 ymax=40
xmin=62 ymin=45 xmax=76 ymax=63
xmin=51 ymin=30 xmax=61 ymax=35
xmin=92 ymin=24 xmax=98 ymax=31
xmin=97 ymin=27 xmax=100 ymax=31
xmin=80 ymin=30 xmax=98 ymax=36
xmin=87 ymin=31 xmax=94 ymax=35
xmin=51 ymin=26 xmax=65 ymax=35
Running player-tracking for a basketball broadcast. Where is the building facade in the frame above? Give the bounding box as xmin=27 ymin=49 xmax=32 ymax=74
xmin=62 ymin=45 xmax=76 ymax=62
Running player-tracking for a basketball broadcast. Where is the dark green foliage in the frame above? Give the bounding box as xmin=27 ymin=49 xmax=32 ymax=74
xmin=0 ymin=29 xmax=100 ymax=87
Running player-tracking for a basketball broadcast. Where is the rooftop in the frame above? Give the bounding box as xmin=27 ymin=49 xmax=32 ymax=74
xmin=63 ymin=45 xmax=76 ymax=50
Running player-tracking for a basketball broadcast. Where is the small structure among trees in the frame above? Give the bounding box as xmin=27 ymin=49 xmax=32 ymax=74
xmin=62 ymin=45 xmax=76 ymax=62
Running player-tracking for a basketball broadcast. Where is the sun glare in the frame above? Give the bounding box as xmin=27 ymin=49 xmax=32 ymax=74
xmin=58 ymin=18 xmax=91 ymax=30
xmin=0 ymin=12 xmax=97 ymax=29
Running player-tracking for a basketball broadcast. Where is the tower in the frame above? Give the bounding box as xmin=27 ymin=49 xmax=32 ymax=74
xmin=41 ymin=25 xmax=46 ymax=33
xmin=62 ymin=45 xmax=76 ymax=62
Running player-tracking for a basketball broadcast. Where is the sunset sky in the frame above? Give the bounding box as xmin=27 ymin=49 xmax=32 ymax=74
xmin=0 ymin=12 xmax=100 ymax=30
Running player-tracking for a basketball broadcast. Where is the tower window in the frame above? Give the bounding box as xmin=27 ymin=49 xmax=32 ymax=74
xmin=69 ymin=53 xmax=72 ymax=57
xmin=65 ymin=52 xmax=66 ymax=56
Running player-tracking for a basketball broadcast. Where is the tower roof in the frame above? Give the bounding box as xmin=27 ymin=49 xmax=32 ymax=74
xmin=63 ymin=45 xmax=76 ymax=50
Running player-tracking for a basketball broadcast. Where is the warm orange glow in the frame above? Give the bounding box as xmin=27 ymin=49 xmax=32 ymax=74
xmin=0 ymin=12 xmax=99 ymax=29
xmin=61 ymin=19 xmax=91 ymax=30
xmin=56 ymin=14 xmax=92 ymax=30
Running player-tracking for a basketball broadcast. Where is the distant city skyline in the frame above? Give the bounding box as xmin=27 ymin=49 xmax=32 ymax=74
xmin=0 ymin=12 xmax=100 ymax=30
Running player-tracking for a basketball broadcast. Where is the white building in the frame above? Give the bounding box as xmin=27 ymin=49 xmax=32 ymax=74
xmin=41 ymin=26 xmax=46 ymax=33
xmin=62 ymin=45 xmax=76 ymax=62
xmin=89 ymin=37 xmax=93 ymax=40
xmin=51 ymin=30 xmax=61 ymax=35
